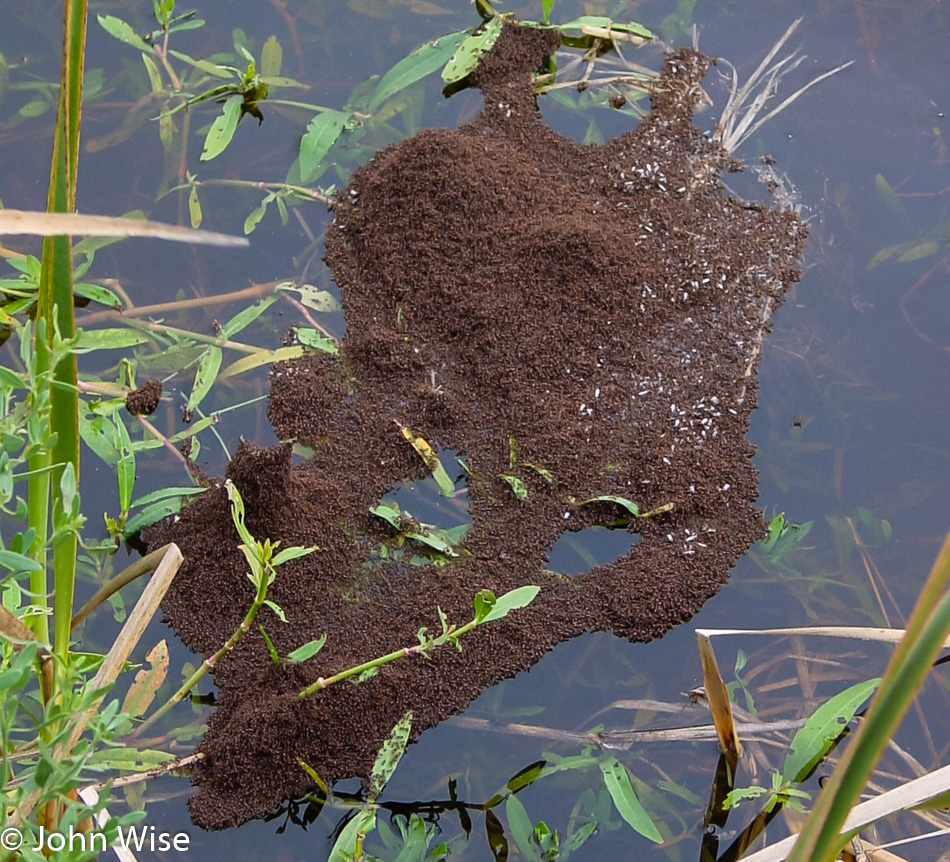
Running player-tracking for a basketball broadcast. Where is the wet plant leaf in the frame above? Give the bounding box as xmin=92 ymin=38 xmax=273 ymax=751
xmin=293 ymin=327 xmax=339 ymax=354
xmin=260 ymin=35 xmax=282 ymax=78
xmin=287 ymin=633 xmax=327 ymax=664
xmin=114 ymin=406 xmax=135 ymax=516
xmin=243 ymin=198 xmax=270 ymax=234
xmin=121 ymin=639 xmax=169 ymax=719
xmin=582 ymin=494 xmax=640 ymax=517
xmin=559 ymin=16 xmax=654 ymax=41
xmin=442 ymin=16 xmax=504 ymax=84
xmin=369 ymin=711 xmax=413 ymax=798
xmin=368 ymin=29 xmax=467 ymax=112
xmin=329 ymin=809 xmax=376 ymax=862
xmin=896 ymin=239 xmax=939 ymax=262
xmin=221 ymin=295 xmax=278 ymax=338
xmin=218 ymin=345 xmax=304 ymax=379
xmin=503 ymin=474 xmax=528 ymax=500
xmin=481 ymin=585 xmax=540 ymax=623
xmin=200 ymin=94 xmax=242 ymax=162
xmin=97 ymin=14 xmax=152 ymax=52
xmin=73 ymin=282 xmax=121 ymax=309
xmin=505 ymin=795 xmax=542 ymax=862
xmin=398 ymin=423 xmax=455 ymax=495
xmin=299 ymin=110 xmax=352 ymax=183
xmin=187 ymin=346 xmax=222 ymax=414
xmin=782 ymin=677 xmax=880 ymax=784
xmin=484 ymin=808 xmax=509 ymax=862
xmin=188 ymin=183 xmax=202 ymax=228
xmin=599 ymin=758 xmax=663 ymax=842
xmin=278 ymin=284 xmax=340 ymax=312
xmin=76 ymin=328 xmax=151 ymax=350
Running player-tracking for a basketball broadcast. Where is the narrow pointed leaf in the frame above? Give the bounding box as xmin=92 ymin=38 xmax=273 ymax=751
xmin=299 ymin=110 xmax=352 ymax=183
xmin=187 ymin=346 xmax=222 ymax=413
xmin=369 ymin=30 xmax=467 ymax=111
xmin=599 ymin=758 xmax=662 ymax=843
xmin=200 ymin=94 xmax=242 ymax=162
xmin=441 ymin=17 xmax=503 ymax=84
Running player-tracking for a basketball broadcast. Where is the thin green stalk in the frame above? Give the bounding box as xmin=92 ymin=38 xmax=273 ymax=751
xmin=129 ymin=578 xmax=268 ymax=739
xmin=787 ymin=529 xmax=950 ymax=862
xmin=297 ymin=619 xmax=479 ymax=699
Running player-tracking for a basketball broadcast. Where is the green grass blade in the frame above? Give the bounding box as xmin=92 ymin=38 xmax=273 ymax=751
xmin=787 ymin=529 xmax=950 ymax=862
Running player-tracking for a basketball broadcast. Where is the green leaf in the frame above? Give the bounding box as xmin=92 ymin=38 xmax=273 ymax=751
xmin=299 ymin=110 xmax=352 ymax=183
xmin=329 ymin=810 xmax=376 ymax=862
xmin=200 ymin=94 xmax=242 ymax=162
xmin=187 ymin=346 xmax=222 ymax=414
xmin=558 ymin=16 xmax=654 ymax=40
xmin=287 ymin=633 xmax=327 ymax=664
xmin=114 ymin=407 xmax=135 ymax=516
xmin=97 ymin=15 xmax=153 ymax=52
xmin=293 ymin=327 xmax=339 ymax=354
xmin=599 ymin=758 xmax=662 ymax=843
xmin=782 ymin=678 xmax=880 ymax=784
xmin=473 ymin=589 xmax=497 ymax=623
xmin=369 ymin=711 xmax=413 ymax=799
xmin=271 ymin=544 xmax=317 ymax=567
xmin=260 ymin=35 xmax=282 ymax=78
xmin=441 ymin=16 xmax=504 ymax=84
xmin=19 ymin=99 xmax=50 ymax=118
xmin=188 ymin=184 xmax=202 ymax=228
xmin=481 ymin=585 xmax=539 ymax=623
xmin=221 ymin=295 xmax=278 ymax=338
xmin=369 ymin=30 xmax=468 ymax=112
xmin=506 ymin=795 xmax=543 ymax=862
xmin=896 ymin=239 xmax=939 ymax=262
xmin=218 ymin=345 xmax=304 ymax=379
xmin=541 ymin=0 xmax=555 ymax=24
xmin=244 ymin=199 xmax=270 ymax=234
xmin=503 ymin=474 xmax=528 ymax=500
xmin=581 ymin=494 xmax=640 ymax=517
xmin=76 ymin=328 xmax=151 ymax=351
xmin=73 ymin=282 xmax=121 ymax=309
xmin=0 ymin=549 xmax=43 ymax=573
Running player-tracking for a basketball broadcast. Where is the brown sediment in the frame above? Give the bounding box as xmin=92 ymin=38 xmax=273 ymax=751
xmin=150 ymin=21 xmax=806 ymax=829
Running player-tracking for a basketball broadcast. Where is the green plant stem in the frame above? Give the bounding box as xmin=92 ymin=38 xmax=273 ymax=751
xmin=297 ymin=619 xmax=477 ymax=700
xmin=129 ymin=574 xmax=269 ymax=740
xmin=119 ymin=316 xmax=264 ymax=354
xmin=179 ymin=177 xmax=330 ymax=203
xmin=787 ymin=528 xmax=950 ymax=862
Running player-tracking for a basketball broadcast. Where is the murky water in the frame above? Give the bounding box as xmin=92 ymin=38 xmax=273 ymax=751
xmin=3 ymin=0 xmax=950 ymax=858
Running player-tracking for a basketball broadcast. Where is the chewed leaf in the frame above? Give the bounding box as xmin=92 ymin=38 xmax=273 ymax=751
xmin=369 ymin=30 xmax=467 ymax=111
xmin=200 ymin=94 xmax=242 ymax=162
xmin=294 ymin=327 xmax=339 ymax=354
xmin=559 ymin=16 xmax=654 ymax=41
xmin=299 ymin=110 xmax=352 ymax=183
xmin=122 ymin=640 xmax=169 ymax=719
xmin=369 ymin=711 xmax=412 ymax=798
xmin=441 ymin=16 xmax=503 ymax=84
xmin=77 ymin=329 xmax=151 ymax=351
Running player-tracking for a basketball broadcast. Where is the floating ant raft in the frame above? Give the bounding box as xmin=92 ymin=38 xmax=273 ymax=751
xmin=153 ymin=22 xmax=807 ymax=828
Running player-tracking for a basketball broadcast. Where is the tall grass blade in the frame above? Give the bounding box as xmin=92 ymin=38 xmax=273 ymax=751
xmin=785 ymin=529 xmax=950 ymax=862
